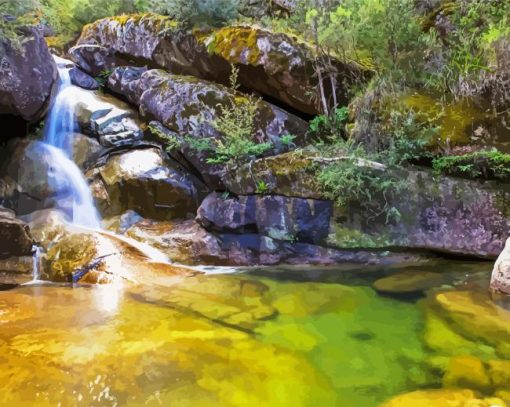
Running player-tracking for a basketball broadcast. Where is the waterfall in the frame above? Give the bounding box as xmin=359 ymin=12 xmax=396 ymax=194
xmin=31 ymin=245 xmax=42 ymax=282
xmin=42 ymin=61 xmax=101 ymax=229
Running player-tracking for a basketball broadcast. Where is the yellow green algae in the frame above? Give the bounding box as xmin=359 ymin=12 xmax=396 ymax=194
xmin=1 ymin=260 xmax=509 ymax=406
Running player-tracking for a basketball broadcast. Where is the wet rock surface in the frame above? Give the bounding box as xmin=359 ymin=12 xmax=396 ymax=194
xmin=0 ymin=211 xmax=34 ymax=259
xmin=87 ymin=147 xmax=205 ymax=220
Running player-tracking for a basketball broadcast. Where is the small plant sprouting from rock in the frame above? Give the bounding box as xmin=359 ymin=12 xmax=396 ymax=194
xmin=148 ymin=124 xmax=182 ymax=153
xmin=255 ymin=180 xmax=268 ymax=194
xmin=95 ymin=69 xmax=113 ymax=89
xmin=432 ymin=150 xmax=510 ymax=180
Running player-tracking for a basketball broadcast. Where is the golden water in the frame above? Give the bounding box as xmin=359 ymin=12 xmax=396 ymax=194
xmin=0 ymin=261 xmax=504 ymax=406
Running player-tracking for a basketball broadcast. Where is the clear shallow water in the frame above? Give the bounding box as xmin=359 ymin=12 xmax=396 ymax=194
xmin=0 ymin=260 xmax=506 ymax=406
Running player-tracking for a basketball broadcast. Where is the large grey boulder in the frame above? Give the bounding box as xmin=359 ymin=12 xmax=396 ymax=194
xmin=196 ymin=192 xmax=333 ymax=245
xmin=0 ymin=27 xmax=57 ymax=122
xmin=73 ymin=14 xmax=363 ymax=115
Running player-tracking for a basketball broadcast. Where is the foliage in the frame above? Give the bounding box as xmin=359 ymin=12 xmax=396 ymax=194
xmin=0 ymin=0 xmax=40 ymax=49
xmin=309 ymin=107 xmax=349 ymax=141
xmin=424 ymin=0 xmax=510 ymax=98
xmin=316 ymin=111 xmax=434 ymax=222
xmin=432 ymin=149 xmax=510 ymax=180
xmin=146 ymin=0 xmax=240 ymax=28
xmin=40 ymin=0 xmax=140 ymax=46
xmin=279 ymin=134 xmax=297 ymax=149
xmin=148 ymin=123 xmax=182 ymax=153
xmin=194 ymin=67 xmax=274 ymax=164
xmin=94 ymin=69 xmax=112 ymax=88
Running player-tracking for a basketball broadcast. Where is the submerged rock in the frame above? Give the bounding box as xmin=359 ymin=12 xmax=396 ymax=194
xmin=431 ymin=290 xmax=510 ymax=356
xmin=381 ymin=389 xmax=506 ymax=407
xmin=373 ymin=271 xmax=444 ymax=294
xmin=442 ymin=355 xmax=491 ymax=392
xmin=0 ymin=27 xmax=57 ymax=122
xmin=75 ymin=14 xmax=363 ymax=115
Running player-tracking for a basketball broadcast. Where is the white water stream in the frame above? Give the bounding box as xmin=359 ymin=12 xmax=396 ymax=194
xmin=29 ymin=57 xmax=169 ymax=282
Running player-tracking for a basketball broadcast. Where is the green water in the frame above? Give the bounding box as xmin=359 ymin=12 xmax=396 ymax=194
xmin=0 ymin=260 xmax=506 ymax=406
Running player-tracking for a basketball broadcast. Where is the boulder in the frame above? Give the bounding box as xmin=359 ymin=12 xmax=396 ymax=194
xmin=196 ymin=192 xmax=333 ymax=245
xmin=125 ymin=219 xmax=226 ymax=265
xmin=0 ymin=139 xmax=102 ymax=215
xmin=72 ymin=87 xmax=144 ymax=147
xmin=224 ymin=151 xmax=510 ymax=258
xmin=69 ymin=67 xmax=100 ymax=90
xmin=87 ymin=147 xmax=205 ymax=220
xmin=75 ymin=14 xmax=362 ymax=115
xmin=27 ymin=209 xmax=197 ymax=284
xmin=106 ymin=67 xmax=307 ymax=187
xmin=0 ymin=27 xmax=57 ymax=122
xmin=491 ymin=238 xmax=510 ymax=295
xmin=68 ymin=44 xmax=118 ymax=77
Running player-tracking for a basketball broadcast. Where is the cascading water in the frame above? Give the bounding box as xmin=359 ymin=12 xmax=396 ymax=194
xmin=34 ymin=56 xmax=170 ymax=266
xmin=42 ymin=60 xmax=101 ymax=229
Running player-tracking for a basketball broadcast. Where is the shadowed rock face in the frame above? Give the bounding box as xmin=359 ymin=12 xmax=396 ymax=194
xmin=0 ymin=210 xmax=33 ymax=259
xmin=0 ymin=27 xmax=57 ymax=123
xmin=107 ymin=66 xmax=307 ymax=188
xmin=196 ymin=192 xmax=333 ymax=245
xmin=73 ymin=14 xmax=363 ymax=115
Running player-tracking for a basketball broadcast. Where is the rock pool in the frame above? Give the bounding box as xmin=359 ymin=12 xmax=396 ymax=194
xmin=0 ymin=260 xmax=509 ymax=406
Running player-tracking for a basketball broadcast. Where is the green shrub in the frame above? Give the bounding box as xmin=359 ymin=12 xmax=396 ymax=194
xmin=309 ymin=107 xmax=349 ymax=141
xmin=184 ymin=67 xmax=274 ymax=165
xmin=41 ymin=0 xmax=140 ymax=46
xmin=147 ymin=0 xmax=240 ymax=28
xmin=0 ymin=0 xmax=40 ymax=49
